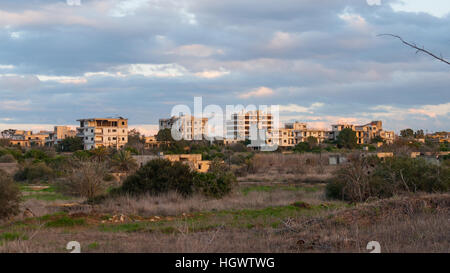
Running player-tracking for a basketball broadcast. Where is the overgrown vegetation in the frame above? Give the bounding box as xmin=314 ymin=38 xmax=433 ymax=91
xmin=326 ymin=154 xmax=449 ymax=202
xmin=111 ymin=158 xmax=236 ymax=199
xmin=0 ymin=171 xmax=21 ymax=220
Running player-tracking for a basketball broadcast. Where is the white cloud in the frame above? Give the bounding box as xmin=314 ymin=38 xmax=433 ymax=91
xmin=121 ymin=63 xmax=188 ymax=77
xmin=279 ymin=102 xmax=324 ymax=113
xmin=37 ymin=75 xmax=87 ymax=84
xmin=129 ymin=124 xmax=159 ymax=136
xmin=194 ymin=69 xmax=230 ymax=79
xmin=370 ymin=103 xmax=450 ymax=119
xmin=239 ymin=86 xmax=274 ymax=99
xmin=109 ymin=0 xmax=150 ymax=17
xmin=0 ymin=64 xmax=14 ymax=70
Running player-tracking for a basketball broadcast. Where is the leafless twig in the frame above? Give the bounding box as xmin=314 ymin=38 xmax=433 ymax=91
xmin=378 ymin=34 xmax=450 ymax=65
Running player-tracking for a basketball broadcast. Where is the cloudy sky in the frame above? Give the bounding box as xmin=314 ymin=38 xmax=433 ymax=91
xmin=0 ymin=0 xmax=449 ymax=135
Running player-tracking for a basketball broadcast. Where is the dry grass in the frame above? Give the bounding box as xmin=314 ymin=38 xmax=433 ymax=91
xmin=95 ymin=186 xmax=326 ymax=217
xmin=1 ymin=178 xmax=448 ymax=253
xmin=1 ymin=193 xmax=448 ymax=253
xmin=251 ymin=153 xmax=332 ymax=175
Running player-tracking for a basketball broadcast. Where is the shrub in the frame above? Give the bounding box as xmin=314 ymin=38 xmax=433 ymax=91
xmin=57 ymin=161 xmax=108 ymax=199
xmin=0 ymin=171 xmax=21 ymax=220
xmin=114 ymin=159 xmax=195 ymax=197
xmin=14 ymin=162 xmax=54 ymax=182
xmin=326 ymin=155 xmax=449 ymax=202
xmin=0 ymin=154 xmax=16 ymax=163
xmin=194 ymin=170 xmax=236 ymax=198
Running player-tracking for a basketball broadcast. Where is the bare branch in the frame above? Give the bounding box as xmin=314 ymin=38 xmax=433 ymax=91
xmin=378 ymin=34 xmax=450 ymax=65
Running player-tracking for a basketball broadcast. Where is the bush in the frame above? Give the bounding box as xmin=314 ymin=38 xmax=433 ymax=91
xmin=0 ymin=171 xmax=21 ymax=220
xmin=0 ymin=154 xmax=16 ymax=163
xmin=114 ymin=159 xmax=195 ymax=197
xmin=57 ymin=161 xmax=108 ymax=199
xmin=194 ymin=170 xmax=236 ymax=198
xmin=326 ymin=155 xmax=449 ymax=202
xmin=14 ymin=162 xmax=54 ymax=182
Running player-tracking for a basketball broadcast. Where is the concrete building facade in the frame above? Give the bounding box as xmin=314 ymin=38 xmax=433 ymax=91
xmin=77 ymin=117 xmax=128 ymax=150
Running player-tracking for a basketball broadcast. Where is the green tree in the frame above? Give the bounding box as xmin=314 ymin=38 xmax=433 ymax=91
xmin=414 ymin=129 xmax=424 ymax=138
xmin=57 ymin=137 xmax=83 ymax=152
xmin=400 ymin=128 xmax=414 ymax=138
xmin=112 ymin=150 xmax=138 ymax=172
xmin=306 ymin=136 xmax=318 ymax=147
xmin=371 ymin=136 xmax=384 ymax=144
xmin=156 ymin=128 xmax=174 ymax=142
xmin=336 ymin=128 xmax=357 ymax=149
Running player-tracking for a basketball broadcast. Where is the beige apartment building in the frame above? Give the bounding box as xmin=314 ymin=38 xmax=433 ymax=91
xmin=77 ymin=117 xmax=128 ymax=150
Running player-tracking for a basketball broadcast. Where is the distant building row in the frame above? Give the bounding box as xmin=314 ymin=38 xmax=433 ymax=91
xmin=159 ymin=111 xmax=396 ymax=147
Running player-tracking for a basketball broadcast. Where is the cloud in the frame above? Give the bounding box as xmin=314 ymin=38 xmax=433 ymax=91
xmin=239 ymin=86 xmax=274 ymax=99
xmin=168 ymin=44 xmax=224 ymax=57
xmin=0 ymin=0 xmax=448 ymax=132
xmin=194 ymin=69 xmax=230 ymax=79
xmin=0 ymin=99 xmax=31 ymax=111
xmin=279 ymin=102 xmax=324 ymax=113
xmin=37 ymin=75 xmax=87 ymax=84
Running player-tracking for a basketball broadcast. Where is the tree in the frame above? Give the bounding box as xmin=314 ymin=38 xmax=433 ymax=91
xmin=306 ymin=136 xmax=318 ymax=147
xmin=400 ymin=128 xmax=414 ymax=138
xmin=414 ymin=129 xmax=424 ymax=138
xmin=371 ymin=136 xmax=384 ymax=144
xmin=336 ymin=128 xmax=357 ymax=149
xmin=90 ymin=147 xmax=110 ymax=162
xmin=156 ymin=128 xmax=174 ymax=142
xmin=111 ymin=150 xmax=138 ymax=172
xmin=56 ymin=137 xmax=83 ymax=152
xmin=293 ymin=142 xmax=311 ymax=153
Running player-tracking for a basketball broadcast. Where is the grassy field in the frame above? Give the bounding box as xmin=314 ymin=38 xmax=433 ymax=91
xmin=0 ymin=177 xmax=448 ymax=253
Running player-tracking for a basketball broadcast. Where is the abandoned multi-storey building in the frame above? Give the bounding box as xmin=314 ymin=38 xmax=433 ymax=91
xmin=77 ymin=117 xmax=128 ymax=150
xmin=330 ymin=121 xmax=395 ymax=144
xmin=225 ymin=110 xmax=274 ymax=142
xmin=46 ymin=126 xmax=77 ymax=146
xmin=159 ymin=115 xmax=208 ymax=141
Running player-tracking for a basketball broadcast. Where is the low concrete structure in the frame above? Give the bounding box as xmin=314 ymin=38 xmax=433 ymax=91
xmin=132 ymin=153 xmax=212 ymax=173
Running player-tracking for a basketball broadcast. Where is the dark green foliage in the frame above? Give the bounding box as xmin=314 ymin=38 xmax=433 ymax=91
xmin=326 ymin=156 xmax=449 ymax=202
xmin=56 ymin=137 xmax=83 ymax=152
xmin=371 ymin=136 xmax=384 ymax=144
xmin=0 ymin=171 xmax=21 ymax=220
xmin=194 ymin=171 xmax=236 ymax=198
xmin=112 ymin=158 xmax=237 ymax=199
xmin=156 ymin=128 xmax=174 ymax=142
xmin=400 ymin=128 xmax=414 ymax=138
xmin=336 ymin=128 xmax=357 ymax=149
xmin=115 ymin=159 xmax=195 ymax=197
xmin=293 ymin=142 xmax=311 ymax=153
